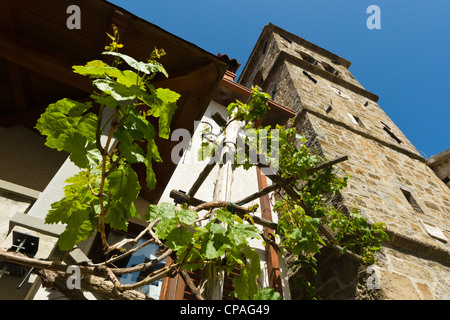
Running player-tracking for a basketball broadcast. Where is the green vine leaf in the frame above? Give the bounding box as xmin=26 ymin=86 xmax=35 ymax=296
xmin=176 ymin=209 xmax=197 ymax=225
xmin=58 ymin=209 xmax=94 ymax=251
xmin=35 ymin=98 xmax=96 ymax=152
xmin=253 ymin=287 xmax=282 ymax=300
xmin=165 ymin=228 xmax=194 ymax=251
xmin=152 ymin=88 xmax=180 ymax=139
xmin=73 ymin=60 xmax=122 ymax=79
xmin=231 ymin=247 xmax=261 ymax=300
xmin=93 ymin=78 xmax=146 ymax=101
xmin=106 ymin=164 xmax=140 ymax=207
xmin=45 ymin=171 xmax=94 ymax=225
xmin=106 ymin=201 xmax=138 ymax=231
xmin=229 ymin=223 xmax=261 ymax=246
xmin=201 ymin=232 xmax=232 ymax=260
xmin=102 ymin=51 xmax=168 ymax=77
xmin=228 ymin=86 xmax=271 ymax=121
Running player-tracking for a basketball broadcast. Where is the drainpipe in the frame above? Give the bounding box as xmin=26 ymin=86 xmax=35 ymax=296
xmin=255 ymin=167 xmax=283 ymax=297
xmin=254 ymin=119 xmax=283 ymax=298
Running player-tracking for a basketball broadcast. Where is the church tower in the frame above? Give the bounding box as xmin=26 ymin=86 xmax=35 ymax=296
xmin=238 ymin=24 xmax=450 ymax=299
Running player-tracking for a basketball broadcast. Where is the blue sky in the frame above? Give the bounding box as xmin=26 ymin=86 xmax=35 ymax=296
xmin=108 ymin=0 xmax=449 ymax=158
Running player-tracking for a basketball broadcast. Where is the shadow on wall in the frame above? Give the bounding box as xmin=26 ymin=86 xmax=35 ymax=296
xmin=0 ymin=126 xmax=67 ymax=192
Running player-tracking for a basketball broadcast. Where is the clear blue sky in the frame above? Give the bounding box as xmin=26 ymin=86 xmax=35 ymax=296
xmin=108 ymin=0 xmax=449 ymax=158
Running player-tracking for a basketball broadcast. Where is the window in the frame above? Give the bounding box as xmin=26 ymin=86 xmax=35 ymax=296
xmin=302 ymin=70 xmax=317 ymax=84
xmin=262 ymin=41 xmax=268 ymax=54
xmin=400 ymin=189 xmax=424 ymax=214
xmin=381 ymin=121 xmax=402 ymax=144
xmin=348 ymin=113 xmax=364 ymax=127
xmin=298 ymin=51 xmax=317 ymax=65
xmin=271 ymin=83 xmax=277 ymax=99
xmin=322 ymin=61 xmax=341 ymax=77
xmin=279 ymin=34 xmax=292 ymax=43
xmin=106 ymin=231 xmax=167 ymax=299
xmin=90 ymin=227 xmax=167 ymax=300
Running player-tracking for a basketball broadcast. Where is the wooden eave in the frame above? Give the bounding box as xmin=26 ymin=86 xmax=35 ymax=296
xmin=0 ymin=0 xmax=228 ymax=203
xmin=213 ymin=76 xmax=296 ymax=126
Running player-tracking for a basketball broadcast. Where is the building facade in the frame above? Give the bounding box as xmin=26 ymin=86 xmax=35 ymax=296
xmin=428 ymin=149 xmax=450 ymax=189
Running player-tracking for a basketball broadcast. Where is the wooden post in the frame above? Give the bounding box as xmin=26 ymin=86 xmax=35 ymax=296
xmin=198 ymin=117 xmax=245 ymax=300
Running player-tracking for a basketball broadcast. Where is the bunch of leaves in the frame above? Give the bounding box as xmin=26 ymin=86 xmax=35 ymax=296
xmin=196 ymin=84 xmax=389 ymax=298
xmin=146 ymin=82 xmax=387 ymax=299
xmin=227 ymin=86 xmax=271 ymax=122
xmin=197 ymin=87 xmax=271 ymax=165
xmin=144 ymin=203 xmax=265 ymax=299
xmin=235 ymin=119 xmax=387 ymax=266
xmin=36 ymin=29 xmax=180 ymax=251
xmin=327 ymin=208 xmax=389 ymax=264
xmin=197 ymin=123 xmax=221 ymax=162
xmin=271 ymin=141 xmax=388 ymax=297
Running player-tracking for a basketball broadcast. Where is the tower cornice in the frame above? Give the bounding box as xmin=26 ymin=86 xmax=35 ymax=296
xmin=264 ymin=50 xmax=379 ymax=102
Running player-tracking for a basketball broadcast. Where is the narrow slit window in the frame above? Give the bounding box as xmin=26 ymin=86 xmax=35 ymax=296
xmin=381 ymin=121 xmax=401 ymax=144
xmin=348 ymin=113 xmax=364 ymax=127
xmin=298 ymin=51 xmax=317 ymax=65
xmin=302 ymin=70 xmax=317 ymax=84
xmin=383 ymin=127 xmax=402 ymax=144
xmin=380 ymin=121 xmax=391 ymax=130
xmin=262 ymin=41 xmax=268 ymax=54
xmin=322 ymin=61 xmax=341 ymax=77
xmin=271 ymin=83 xmax=277 ymax=99
xmin=279 ymin=34 xmax=292 ymax=43
xmin=401 ymin=189 xmax=424 ymax=214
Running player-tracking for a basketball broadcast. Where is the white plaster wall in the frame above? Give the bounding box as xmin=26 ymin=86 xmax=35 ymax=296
xmin=159 ymin=101 xmax=261 ymax=209
xmin=0 ymin=109 xmax=116 ymax=300
xmin=0 ymin=126 xmax=67 ymax=192
xmin=159 ymin=100 xmax=275 ymax=289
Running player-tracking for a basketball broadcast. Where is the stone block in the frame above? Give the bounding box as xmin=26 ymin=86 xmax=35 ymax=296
xmin=379 ymin=271 xmax=421 ymax=300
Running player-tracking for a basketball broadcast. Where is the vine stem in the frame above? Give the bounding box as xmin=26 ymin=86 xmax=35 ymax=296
xmin=97 ymin=106 xmax=120 ymax=250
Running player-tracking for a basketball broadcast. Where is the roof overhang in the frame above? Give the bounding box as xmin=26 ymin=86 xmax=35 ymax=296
xmin=0 ymin=0 xmax=228 ymax=203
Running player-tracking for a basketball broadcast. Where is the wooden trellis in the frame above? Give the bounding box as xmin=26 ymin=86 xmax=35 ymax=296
xmin=169 ymin=111 xmax=353 ymax=299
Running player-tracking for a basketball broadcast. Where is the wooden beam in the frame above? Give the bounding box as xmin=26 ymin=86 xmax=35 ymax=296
xmin=152 ymin=62 xmax=218 ymax=93
xmin=169 ymin=190 xmax=278 ymax=230
xmin=110 ymin=9 xmax=130 ymax=37
xmin=6 ymin=62 xmax=32 ymax=112
xmin=0 ymin=0 xmax=32 ymax=113
xmin=256 ymin=167 xmax=283 ymax=298
xmin=0 ymin=30 xmax=92 ymax=93
xmin=0 ymin=0 xmax=22 ymax=34
xmin=187 ymin=162 xmax=216 ymax=197
xmin=152 ymin=73 xmax=194 ymax=92
xmin=0 ymin=105 xmax=46 ymax=128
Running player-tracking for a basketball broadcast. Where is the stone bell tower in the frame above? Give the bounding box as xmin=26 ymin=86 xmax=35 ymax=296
xmin=238 ymin=23 xmax=450 ymax=299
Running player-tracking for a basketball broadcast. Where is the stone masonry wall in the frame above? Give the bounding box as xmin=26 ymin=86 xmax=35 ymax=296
xmin=298 ymin=112 xmax=450 ymax=299
xmin=239 ymin=24 xmax=450 ymax=299
xmin=305 ymin=113 xmax=450 ymax=247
